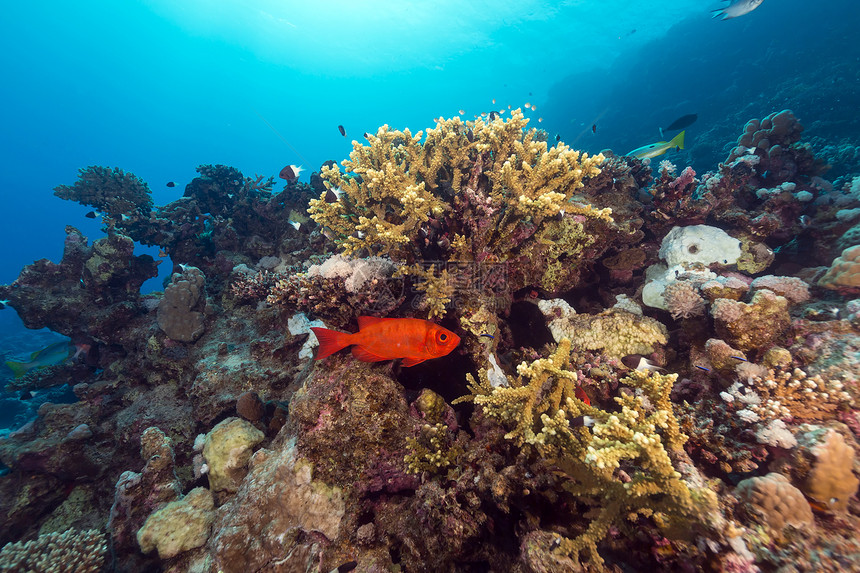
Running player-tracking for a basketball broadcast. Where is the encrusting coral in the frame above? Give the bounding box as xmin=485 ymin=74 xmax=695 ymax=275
xmin=797 ymin=429 xmax=859 ymax=513
xmin=157 ymin=266 xmax=207 ymax=342
xmin=540 ymin=304 xmax=669 ymax=360
xmin=307 ymin=110 xmax=615 ymax=315
xmin=456 ymin=339 xmax=716 ymax=570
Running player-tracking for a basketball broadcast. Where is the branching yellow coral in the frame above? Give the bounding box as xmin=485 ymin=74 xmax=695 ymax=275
xmin=396 ymin=263 xmax=456 ymax=319
xmin=742 ymin=367 xmax=852 ymax=422
xmin=404 ymin=423 xmax=464 ymax=475
xmin=308 ymin=111 xmax=616 ymax=315
xmin=457 ymin=340 xmax=712 ymax=571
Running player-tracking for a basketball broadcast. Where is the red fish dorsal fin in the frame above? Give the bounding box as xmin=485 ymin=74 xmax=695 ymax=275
xmin=356 ymin=316 xmax=387 ymax=330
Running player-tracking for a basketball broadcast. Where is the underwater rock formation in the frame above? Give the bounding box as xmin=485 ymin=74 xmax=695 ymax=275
xmin=0 ymin=110 xmax=858 ymax=572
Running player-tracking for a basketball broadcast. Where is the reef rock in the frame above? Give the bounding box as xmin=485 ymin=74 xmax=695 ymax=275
xmin=157 ymin=266 xmax=207 ymax=342
xmin=202 ymin=417 xmax=265 ymax=494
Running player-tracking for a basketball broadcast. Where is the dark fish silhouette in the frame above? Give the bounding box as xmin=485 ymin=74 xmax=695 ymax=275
xmin=665 ymin=113 xmax=697 ymax=131
xmin=555 ymin=134 xmax=561 ymax=141
xmin=592 ymin=124 xmax=597 ymax=134
xmin=338 ymin=125 xmax=346 ymax=136
xmin=363 ymin=132 xmax=370 ymax=139
xmin=279 ymin=164 xmax=303 ymax=182
xmin=166 ymin=181 xmax=176 ymax=187
xmin=85 ymin=211 xmax=97 ymax=219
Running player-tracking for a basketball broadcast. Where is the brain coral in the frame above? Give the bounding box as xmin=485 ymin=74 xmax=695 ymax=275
xmin=799 ymin=429 xmax=859 ymax=513
xmin=157 ymin=266 xmax=207 ymax=342
xmin=818 ymin=245 xmax=860 ymax=293
xmin=735 ymin=472 xmax=813 ymax=532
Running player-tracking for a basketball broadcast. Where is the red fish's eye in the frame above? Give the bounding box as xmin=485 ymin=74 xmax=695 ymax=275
xmin=438 ymin=332 xmax=448 ymax=342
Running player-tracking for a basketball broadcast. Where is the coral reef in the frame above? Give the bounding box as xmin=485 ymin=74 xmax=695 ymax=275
xmin=711 ymin=289 xmax=792 ymax=351
xmin=307 ymin=110 xmax=617 ymax=314
xmin=540 ymin=304 xmax=668 ymax=360
xmin=157 ymin=266 xmax=207 ymax=342
xmin=456 ymin=339 xmax=716 ymax=570
xmin=2 ymin=110 xmax=860 ymax=572
xmin=796 ymin=428 xmax=859 ymax=513
xmin=54 ymin=166 xmax=153 ymax=218
xmin=201 ymin=417 xmax=264 ymax=494
xmin=819 ymin=245 xmax=860 ymax=293
xmin=136 ymin=487 xmax=214 ymax=559
xmin=735 ymin=472 xmax=813 ymax=533
xmin=0 ymin=528 xmax=107 ymax=572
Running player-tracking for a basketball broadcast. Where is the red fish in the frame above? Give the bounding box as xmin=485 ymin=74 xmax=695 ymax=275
xmin=575 ymin=385 xmax=591 ymax=406
xmin=310 ymin=317 xmax=460 ymax=367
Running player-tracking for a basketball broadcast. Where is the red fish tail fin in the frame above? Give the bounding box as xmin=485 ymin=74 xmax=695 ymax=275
xmin=310 ymin=327 xmax=351 ymax=360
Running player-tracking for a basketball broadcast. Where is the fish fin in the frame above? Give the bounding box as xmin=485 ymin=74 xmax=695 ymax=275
xmin=4 ymin=360 xmax=30 ymax=378
xmin=401 ymin=357 xmax=426 ymax=367
xmin=356 ymin=316 xmax=387 ymax=329
xmin=310 ymin=327 xmax=351 ymax=360
xmin=351 ymin=345 xmax=388 ymax=362
xmin=669 ymin=130 xmax=685 ymax=150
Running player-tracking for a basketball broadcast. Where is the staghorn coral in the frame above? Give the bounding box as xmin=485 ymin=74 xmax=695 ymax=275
xmin=730 ymin=367 xmax=852 ymax=422
xmin=456 ymin=339 xmax=714 ymax=570
xmin=54 ymin=166 xmax=153 ymax=218
xmin=307 ymin=111 xmax=614 ymax=314
xmin=403 ymin=422 xmax=464 ymax=475
xmin=0 ymin=528 xmax=107 ymax=572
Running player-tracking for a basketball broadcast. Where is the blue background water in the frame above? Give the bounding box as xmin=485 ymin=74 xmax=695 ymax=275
xmin=1 ymin=0 xmax=858 ymax=390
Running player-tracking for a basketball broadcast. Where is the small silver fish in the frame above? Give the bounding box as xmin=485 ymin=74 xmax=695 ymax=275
xmin=712 ymin=0 xmax=764 ymax=20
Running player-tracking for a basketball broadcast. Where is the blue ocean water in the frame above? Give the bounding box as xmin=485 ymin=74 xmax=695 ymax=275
xmin=2 ymin=0 xmax=857 ymax=285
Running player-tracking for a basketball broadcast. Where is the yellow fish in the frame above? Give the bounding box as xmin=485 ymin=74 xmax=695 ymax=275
xmin=627 ymin=130 xmax=685 ymax=160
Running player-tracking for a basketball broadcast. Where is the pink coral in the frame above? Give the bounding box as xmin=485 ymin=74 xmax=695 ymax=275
xmin=750 ymin=275 xmax=810 ymax=304
xmin=663 ymin=281 xmax=707 ymax=319
xmin=668 ymin=166 xmax=696 ymax=193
